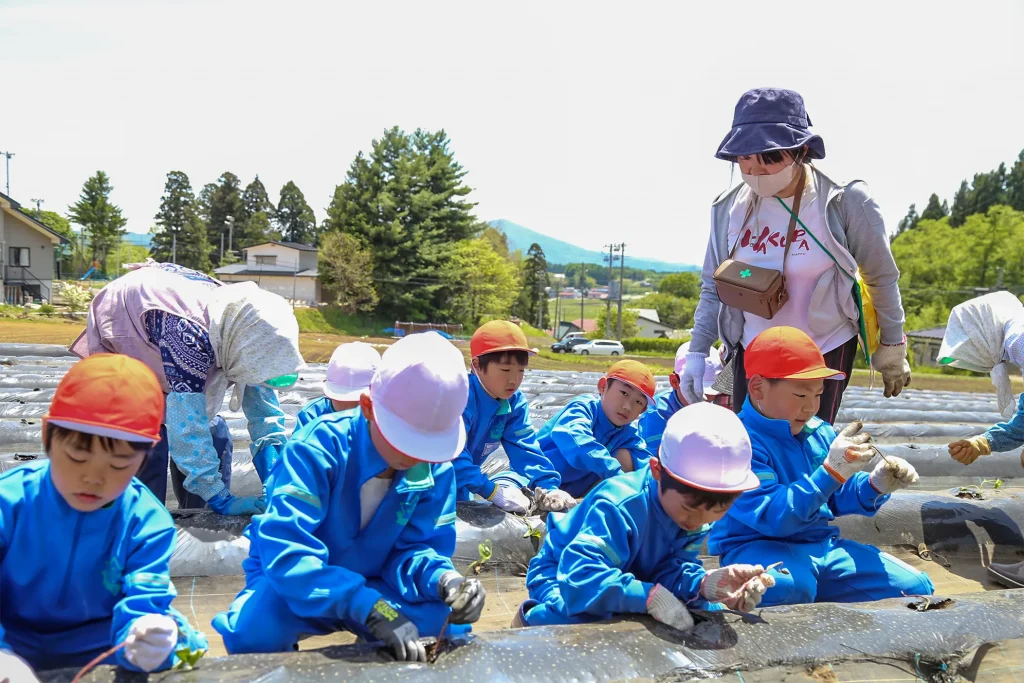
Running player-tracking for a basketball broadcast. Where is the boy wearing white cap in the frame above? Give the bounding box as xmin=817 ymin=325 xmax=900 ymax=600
xmin=515 ymin=403 xmax=773 ymax=630
xmin=638 ymin=342 xmax=725 ymax=453
xmin=213 ymin=332 xmax=485 ymax=662
xmin=296 ymin=342 xmax=381 ymax=429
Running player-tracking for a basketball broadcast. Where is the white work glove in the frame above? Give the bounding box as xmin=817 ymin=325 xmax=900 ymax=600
xmin=871 ymin=342 xmax=912 ymax=398
xmin=645 ymin=583 xmax=694 ymax=632
xmin=534 ymin=487 xmax=577 ymax=512
xmin=700 ymin=564 xmax=775 ymax=612
xmin=0 ymin=649 xmax=40 ymax=683
xmin=124 ymin=614 xmax=178 ymax=672
xmin=869 ymin=456 xmax=919 ymax=494
xmin=679 ymin=352 xmax=708 ymax=405
xmin=949 ymin=435 xmax=993 ymax=465
xmin=823 ymin=421 xmax=875 ymax=483
xmin=490 ymin=484 xmax=530 ymax=514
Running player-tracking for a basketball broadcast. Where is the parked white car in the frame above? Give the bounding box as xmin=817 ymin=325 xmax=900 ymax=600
xmin=573 ymin=339 xmax=625 ymax=356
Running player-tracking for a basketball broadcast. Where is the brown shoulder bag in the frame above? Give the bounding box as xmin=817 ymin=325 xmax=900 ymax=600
xmin=712 ymin=173 xmax=804 ymax=320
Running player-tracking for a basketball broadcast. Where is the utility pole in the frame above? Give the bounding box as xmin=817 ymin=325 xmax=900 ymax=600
xmin=617 ymin=243 xmax=626 ymax=340
xmin=0 ymin=151 xmax=14 ymax=196
xmin=226 ymin=215 xmax=235 ymax=257
xmin=604 ymin=244 xmax=616 ymax=337
xmin=31 ymin=198 xmax=43 ymax=214
xmin=579 ymin=262 xmax=587 ymax=332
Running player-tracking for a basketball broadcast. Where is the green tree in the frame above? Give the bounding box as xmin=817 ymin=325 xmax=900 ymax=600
xmin=67 ymin=171 xmax=127 ymax=273
xmin=323 ymin=126 xmax=482 ymax=319
xmin=151 ymin=171 xmax=211 ymax=272
xmin=633 ymin=292 xmax=695 ymax=329
xmin=516 ymin=243 xmax=550 ymax=328
xmin=202 ymin=172 xmax=245 ymax=267
xmin=920 ymin=193 xmax=949 ymax=221
xmin=894 ymin=204 xmax=919 ymax=240
xmin=276 ymin=181 xmax=317 ymax=245
xmin=112 ymin=241 xmax=150 ymax=276
xmin=239 ymin=176 xmax=275 ymax=248
xmin=1007 ymin=150 xmax=1024 ymax=211
xmin=949 ymin=180 xmax=972 ymax=227
xmin=657 ymin=272 xmax=700 ymax=299
xmin=593 ymin=307 xmax=639 ymax=339
xmin=318 ymin=231 xmax=378 ymax=313
xmin=482 ymin=226 xmax=510 ymax=259
xmin=441 ymin=238 xmax=519 ymax=325
xmin=19 ymin=208 xmax=76 ymax=274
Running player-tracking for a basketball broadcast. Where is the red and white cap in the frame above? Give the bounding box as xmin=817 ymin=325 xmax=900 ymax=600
xmin=606 ymin=359 xmax=657 ymax=407
xmin=324 ymin=342 xmax=381 ymax=401
xmin=370 ymin=332 xmax=468 ymax=463
xmin=659 ymin=402 xmax=759 ymax=492
xmin=470 ymin=320 xmax=535 ymax=358
xmin=45 ymin=354 xmax=164 ymax=443
xmin=673 ymin=342 xmax=726 ymax=396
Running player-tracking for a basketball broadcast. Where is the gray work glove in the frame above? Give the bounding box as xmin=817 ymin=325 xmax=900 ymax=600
xmin=438 ymin=571 xmax=486 ymax=624
xmin=534 ymin=487 xmax=577 ymax=512
xmin=679 ymin=352 xmax=708 ymax=405
xmin=869 ymin=456 xmax=919 ymax=494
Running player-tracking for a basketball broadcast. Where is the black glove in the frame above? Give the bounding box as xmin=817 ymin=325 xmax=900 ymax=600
xmin=438 ymin=571 xmax=486 ymax=624
xmin=364 ymin=599 xmax=426 ymax=662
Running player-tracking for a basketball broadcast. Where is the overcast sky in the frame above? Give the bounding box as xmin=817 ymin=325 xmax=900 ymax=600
xmin=2 ymin=0 xmax=1022 ymax=266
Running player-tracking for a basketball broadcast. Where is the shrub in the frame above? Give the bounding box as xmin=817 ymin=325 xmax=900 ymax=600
xmin=621 ymin=337 xmax=685 ymax=354
xmin=38 ymin=303 xmax=56 ymax=317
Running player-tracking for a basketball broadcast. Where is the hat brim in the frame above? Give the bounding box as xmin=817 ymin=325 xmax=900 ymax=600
xmin=662 ymin=463 xmax=761 ymax=493
xmin=323 ymin=381 xmax=368 ymax=402
xmin=611 ymin=378 xmax=656 ymax=408
xmin=777 ymin=367 xmax=847 ymax=381
xmin=715 ymin=122 xmax=825 ymax=161
xmin=45 ymin=418 xmax=160 ymax=444
xmin=372 ymin=401 xmax=467 ymax=464
xmin=474 ymin=343 xmax=537 ymax=358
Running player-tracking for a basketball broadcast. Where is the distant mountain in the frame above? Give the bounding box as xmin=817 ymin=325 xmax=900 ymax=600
xmin=489 ymin=219 xmax=697 ymax=273
xmin=124 ymin=232 xmax=152 ymax=249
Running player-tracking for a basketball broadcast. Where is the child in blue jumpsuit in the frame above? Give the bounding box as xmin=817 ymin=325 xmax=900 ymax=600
xmin=708 ymin=327 xmax=933 ymax=605
xmin=537 ymin=360 xmax=656 ymax=498
xmin=454 ymin=321 xmax=576 ymax=514
xmin=517 ymin=403 xmax=772 ymax=629
xmin=0 ymin=355 xmax=207 ymax=680
xmin=296 ymin=341 xmax=380 ymax=428
xmin=213 ymin=332 xmax=486 ymax=662
xmin=638 ymin=342 xmax=726 ymax=453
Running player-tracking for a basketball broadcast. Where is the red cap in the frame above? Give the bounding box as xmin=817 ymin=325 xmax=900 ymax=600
xmin=745 ymin=327 xmax=846 ymax=381
xmin=470 ymin=320 xmax=536 ymax=359
xmin=44 ymin=354 xmax=165 ymax=443
xmin=606 ymin=359 xmax=657 ymax=407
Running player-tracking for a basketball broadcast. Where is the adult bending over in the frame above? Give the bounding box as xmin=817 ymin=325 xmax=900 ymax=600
xmin=683 ymin=88 xmax=911 ymax=423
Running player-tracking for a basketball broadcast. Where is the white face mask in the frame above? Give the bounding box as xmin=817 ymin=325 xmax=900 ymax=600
xmin=742 ymin=162 xmax=798 ymax=198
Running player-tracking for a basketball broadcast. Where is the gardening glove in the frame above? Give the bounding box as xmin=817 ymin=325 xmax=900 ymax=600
xmin=646 ymin=584 xmax=694 ymax=633
xmin=490 ymin=484 xmax=530 ymax=514
xmin=207 ymin=489 xmax=266 ymax=516
xmin=700 ymin=565 xmax=775 ymax=612
xmin=949 ymin=435 xmax=992 ymax=465
xmin=364 ymin=599 xmax=426 ymax=662
xmin=823 ymin=421 xmax=875 ymax=483
xmin=534 ymin=487 xmax=577 ymax=512
xmin=869 ymin=456 xmax=919 ymax=494
xmin=243 ymin=385 xmax=288 ymax=481
xmin=679 ymin=352 xmax=708 ymax=405
xmin=438 ymin=571 xmax=486 ymax=624
xmin=0 ymin=649 xmax=40 ymax=683
xmin=124 ymin=614 xmax=178 ymax=672
xmin=871 ymin=342 xmax=912 ymax=398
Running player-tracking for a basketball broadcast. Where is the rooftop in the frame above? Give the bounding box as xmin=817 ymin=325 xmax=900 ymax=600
xmin=246 ymin=240 xmax=317 ymax=252
xmin=214 ymin=263 xmax=317 ymax=277
xmin=907 ymin=326 xmax=946 ymax=340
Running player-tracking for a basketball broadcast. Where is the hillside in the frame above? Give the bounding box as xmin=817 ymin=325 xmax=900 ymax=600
xmin=489 ymin=219 xmax=696 ymax=273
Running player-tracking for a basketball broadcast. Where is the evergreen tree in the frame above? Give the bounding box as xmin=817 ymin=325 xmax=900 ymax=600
xmin=204 ymin=172 xmax=245 ymax=267
xmin=519 ymin=243 xmax=550 ymax=328
xmin=950 ymin=180 xmax=972 ymax=227
xmin=239 ymin=175 xmax=274 ymax=248
xmin=275 ymin=181 xmax=317 ymax=245
xmin=318 ymin=231 xmax=378 ymax=313
xmin=323 ymin=126 xmax=483 ymax=319
xmin=920 ymin=193 xmax=949 ymax=221
xmin=1007 ymin=150 xmax=1024 ymax=212
xmin=894 ymin=204 xmax=919 ymax=240
xmin=971 ymin=164 xmax=1008 ymax=215
xmin=67 ymin=171 xmax=127 ymax=273
xmin=151 ymin=171 xmax=210 ymax=271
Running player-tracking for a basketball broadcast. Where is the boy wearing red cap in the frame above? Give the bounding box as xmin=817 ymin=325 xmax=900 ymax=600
xmin=516 ymin=403 xmax=772 ymax=628
xmin=214 ymin=332 xmax=486 ymax=662
xmin=708 ymin=326 xmax=932 ymax=605
xmin=537 ymin=360 xmax=656 ymax=498
xmin=456 ymin=321 xmax=575 ymax=514
xmin=0 ymin=355 xmax=207 ymax=680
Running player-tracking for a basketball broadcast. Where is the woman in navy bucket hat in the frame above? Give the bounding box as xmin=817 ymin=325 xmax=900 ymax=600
xmin=681 ymin=88 xmax=911 ymax=424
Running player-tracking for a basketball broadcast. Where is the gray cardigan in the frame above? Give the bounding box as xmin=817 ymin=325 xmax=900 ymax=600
xmin=690 ymin=166 xmax=905 ymax=358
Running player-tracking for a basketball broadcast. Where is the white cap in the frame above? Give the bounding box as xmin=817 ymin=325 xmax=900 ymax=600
xmin=324 ymin=342 xmax=381 ymax=401
xmin=369 ymin=332 xmax=468 ymax=463
xmin=674 ymin=342 xmax=726 ymax=396
xmin=659 ymin=402 xmax=759 ymax=493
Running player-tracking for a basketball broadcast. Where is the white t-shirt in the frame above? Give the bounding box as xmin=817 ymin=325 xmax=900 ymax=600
xmin=728 ymin=184 xmax=857 ymax=352
xmin=360 ymin=475 xmax=393 ymax=531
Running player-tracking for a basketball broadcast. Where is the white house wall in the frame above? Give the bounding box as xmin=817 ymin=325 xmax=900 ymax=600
xmin=244 ymin=244 xmax=305 ymax=271
xmin=221 ymin=274 xmax=317 ymax=304
xmin=3 ymin=210 xmax=57 ymax=282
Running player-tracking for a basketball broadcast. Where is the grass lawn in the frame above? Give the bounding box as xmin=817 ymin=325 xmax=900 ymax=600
xmin=3 ymin=316 xmax=1022 ymax=393
xmin=549 ymin=297 xmax=608 ymax=322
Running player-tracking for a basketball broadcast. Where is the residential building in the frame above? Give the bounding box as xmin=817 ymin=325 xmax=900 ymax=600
xmin=214 ymin=241 xmax=320 ymax=306
xmin=907 ymin=327 xmax=946 ymax=368
xmin=0 ymin=192 xmax=70 ymax=304
xmin=555 ymin=319 xmax=598 ymax=339
xmin=630 ymin=308 xmax=675 ymax=339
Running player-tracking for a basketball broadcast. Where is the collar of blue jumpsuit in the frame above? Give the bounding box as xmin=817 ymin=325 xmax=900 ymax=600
xmin=469 ymin=373 xmax=512 ymax=418
xmin=642 ymin=465 xmax=684 ymax=532
xmin=589 ymin=394 xmax=629 ymax=440
xmin=352 ymin=414 xmax=435 ymax=493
